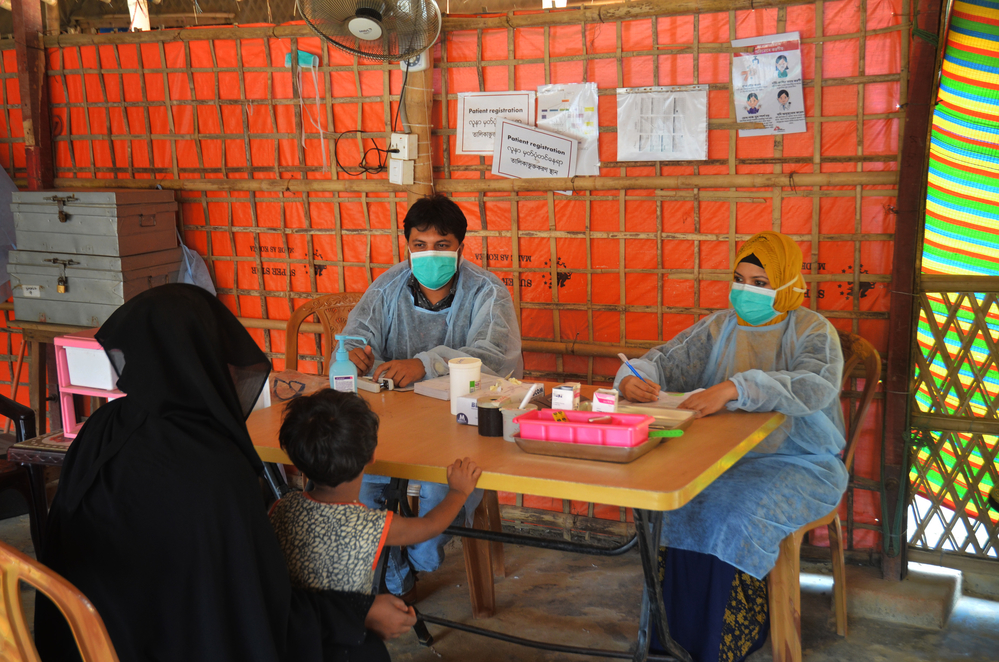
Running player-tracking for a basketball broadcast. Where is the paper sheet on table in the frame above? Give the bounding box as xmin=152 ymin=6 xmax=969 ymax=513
xmin=656 ymin=388 xmax=704 ymax=408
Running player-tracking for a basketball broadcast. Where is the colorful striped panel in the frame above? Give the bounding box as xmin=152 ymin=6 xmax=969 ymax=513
xmin=918 ymin=0 xmax=999 ymax=525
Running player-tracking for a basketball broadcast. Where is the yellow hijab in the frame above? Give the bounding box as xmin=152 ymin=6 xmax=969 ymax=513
xmin=733 ymin=231 xmax=806 ymax=327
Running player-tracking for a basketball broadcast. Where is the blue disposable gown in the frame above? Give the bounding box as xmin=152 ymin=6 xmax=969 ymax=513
xmin=614 ymin=307 xmax=849 ymax=579
xmin=341 ymin=260 xmax=523 ymax=380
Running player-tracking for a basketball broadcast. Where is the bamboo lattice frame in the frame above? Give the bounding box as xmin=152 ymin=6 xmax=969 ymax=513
xmin=910 ymin=277 xmax=999 ymax=556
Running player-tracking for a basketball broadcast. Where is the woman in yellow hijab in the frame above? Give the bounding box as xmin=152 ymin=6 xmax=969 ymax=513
xmin=616 ymin=231 xmax=847 ymax=662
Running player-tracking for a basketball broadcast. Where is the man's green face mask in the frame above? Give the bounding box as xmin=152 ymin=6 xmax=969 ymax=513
xmin=409 ymin=250 xmax=459 ymax=290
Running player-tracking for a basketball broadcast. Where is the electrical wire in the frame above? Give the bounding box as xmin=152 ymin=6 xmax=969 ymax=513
xmin=393 ymin=64 xmax=411 ymax=134
xmin=332 ymin=130 xmax=394 ymax=176
xmin=331 ymin=66 xmax=411 ymax=176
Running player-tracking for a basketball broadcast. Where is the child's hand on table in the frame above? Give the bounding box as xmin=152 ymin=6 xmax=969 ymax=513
xmin=447 ymin=457 xmax=482 ymax=497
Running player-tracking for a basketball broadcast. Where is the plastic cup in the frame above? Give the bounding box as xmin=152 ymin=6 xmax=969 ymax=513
xmin=448 ymin=357 xmax=482 ymax=415
xmin=500 ymin=404 xmax=538 ymax=442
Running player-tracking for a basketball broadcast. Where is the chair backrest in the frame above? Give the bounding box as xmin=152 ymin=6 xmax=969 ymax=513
xmin=285 ymin=293 xmax=365 ymax=374
xmin=0 ymin=395 xmax=36 ymax=444
xmin=0 ymin=541 xmax=119 ymax=662
xmin=837 ymin=331 xmax=882 ymax=473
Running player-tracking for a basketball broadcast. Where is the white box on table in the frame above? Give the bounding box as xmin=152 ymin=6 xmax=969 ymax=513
xmin=551 ymin=382 xmax=581 ymax=410
xmin=456 ymin=382 xmax=544 ymax=426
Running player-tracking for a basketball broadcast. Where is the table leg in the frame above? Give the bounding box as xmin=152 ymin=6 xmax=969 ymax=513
xmin=462 ymin=496 xmax=496 ymax=618
xmin=28 ymin=341 xmax=46 ymax=435
xmin=632 ymin=509 xmax=693 ymax=662
xmin=46 ymin=343 xmax=60 ymax=435
xmin=26 ymin=464 xmax=48 ymax=557
xmin=481 ymin=490 xmax=505 ymax=579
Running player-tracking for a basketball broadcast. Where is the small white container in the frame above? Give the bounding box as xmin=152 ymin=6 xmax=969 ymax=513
xmin=64 ymin=346 xmax=117 ymax=390
xmin=448 ymin=357 xmax=482 ymax=415
xmin=551 ymin=382 xmax=581 ymax=410
xmin=591 ymin=388 xmax=619 ymax=413
xmin=501 ymin=404 xmax=538 ymax=441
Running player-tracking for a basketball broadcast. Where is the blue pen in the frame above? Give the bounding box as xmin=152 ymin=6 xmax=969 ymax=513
xmin=617 ymin=352 xmax=649 ymax=384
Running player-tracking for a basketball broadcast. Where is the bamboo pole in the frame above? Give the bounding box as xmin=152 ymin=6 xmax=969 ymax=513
xmin=918 ymin=275 xmax=999 ymax=292
xmin=237 ymin=313 xmax=654 ymax=358
xmin=404 ymin=64 xmax=435 ymax=201
xmin=53 ymin=171 xmax=895 ymax=194
xmin=41 ymin=0 xmax=815 ymax=48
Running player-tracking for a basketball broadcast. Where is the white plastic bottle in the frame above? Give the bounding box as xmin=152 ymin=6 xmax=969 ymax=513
xmin=330 ymin=334 xmax=367 ymax=393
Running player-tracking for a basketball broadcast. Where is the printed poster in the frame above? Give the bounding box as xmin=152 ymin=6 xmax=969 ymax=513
xmin=456 ymin=91 xmax=536 ymax=155
xmin=491 ymin=120 xmax=578 ymax=180
xmin=616 ymin=85 xmax=708 ymax=162
xmin=731 ymin=31 xmax=806 ymax=137
xmin=536 ymin=83 xmax=600 ymax=176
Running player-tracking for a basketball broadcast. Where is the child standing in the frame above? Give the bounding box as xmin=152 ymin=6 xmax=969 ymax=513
xmin=269 ymin=389 xmax=482 ymax=656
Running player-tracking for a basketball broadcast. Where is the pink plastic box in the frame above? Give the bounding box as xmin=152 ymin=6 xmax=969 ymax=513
xmin=512 ymin=409 xmax=655 ymax=447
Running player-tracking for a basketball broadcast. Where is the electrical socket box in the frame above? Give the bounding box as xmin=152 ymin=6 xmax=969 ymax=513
xmin=389 ymin=159 xmax=415 ymax=186
xmin=390 ymin=133 xmax=418 ymax=161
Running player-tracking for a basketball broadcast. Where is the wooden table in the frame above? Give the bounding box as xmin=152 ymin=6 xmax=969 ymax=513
xmin=8 ymin=320 xmax=90 ymax=434
xmin=249 ymin=384 xmax=785 ymax=661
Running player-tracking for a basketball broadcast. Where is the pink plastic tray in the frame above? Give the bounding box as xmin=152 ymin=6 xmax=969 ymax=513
xmin=511 ymin=409 xmax=655 ymax=448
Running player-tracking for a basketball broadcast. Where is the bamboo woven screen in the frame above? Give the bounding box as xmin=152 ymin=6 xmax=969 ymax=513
xmin=0 ymin=0 xmax=908 ymax=548
xmin=0 ymin=45 xmax=26 ymax=184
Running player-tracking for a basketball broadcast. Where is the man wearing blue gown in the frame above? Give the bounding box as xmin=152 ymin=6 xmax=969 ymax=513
xmin=341 ymin=193 xmax=522 ymax=598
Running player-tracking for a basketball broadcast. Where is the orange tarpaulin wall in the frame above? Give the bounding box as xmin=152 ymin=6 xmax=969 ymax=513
xmin=0 ymin=0 xmax=906 ymax=548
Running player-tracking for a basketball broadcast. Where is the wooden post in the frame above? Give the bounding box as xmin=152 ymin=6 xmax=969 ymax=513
xmin=404 ymin=64 xmax=435 ymax=205
xmin=13 ymin=0 xmax=54 ymax=190
xmin=882 ymin=0 xmax=945 ymax=581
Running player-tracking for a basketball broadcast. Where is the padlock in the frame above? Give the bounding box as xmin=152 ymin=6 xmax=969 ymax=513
xmin=57 ymin=276 xmax=68 ymax=294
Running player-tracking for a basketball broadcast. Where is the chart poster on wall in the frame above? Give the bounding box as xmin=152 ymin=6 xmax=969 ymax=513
xmin=536 ymin=83 xmax=600 ymax=176
xmin=456 ymin=91 xmax=536 ymax=155
xmin=491 ymin=120 xmax=578 ymax=180
xmin=730 ymin=31 xmax=806 ymax=137
xmin=616 ymin=85 xmax=708 ymax=161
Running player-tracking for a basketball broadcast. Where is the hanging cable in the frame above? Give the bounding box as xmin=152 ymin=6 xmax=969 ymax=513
xmin=330 ymin=66 xmax=411 ymax=176
xmin=332 ymin=130 xmax=395 ymax=176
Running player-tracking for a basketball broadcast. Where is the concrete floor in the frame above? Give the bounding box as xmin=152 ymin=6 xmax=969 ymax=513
xmin=3 ymin=514 xmax=998 ymax=661
xmin=384 ymin=537 xmax=999 ymax=662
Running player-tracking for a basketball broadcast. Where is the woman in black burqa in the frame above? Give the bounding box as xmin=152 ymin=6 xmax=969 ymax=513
xmin=35 ymin=284 xmax=415 ymax=661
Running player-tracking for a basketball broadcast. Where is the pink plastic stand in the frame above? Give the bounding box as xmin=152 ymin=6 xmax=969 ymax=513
xmin=53 ymin=329 xmax=124 ymax=439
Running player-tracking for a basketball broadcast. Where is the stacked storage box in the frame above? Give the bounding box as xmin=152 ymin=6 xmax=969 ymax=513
xmin=8 ymin=190 xmax=183 ymax=327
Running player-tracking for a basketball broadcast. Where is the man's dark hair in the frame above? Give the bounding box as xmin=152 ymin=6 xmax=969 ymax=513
xmin=778 ymin=90 xmax=789 ymax=100
xmin=279 ymin=389 xmax=379 ymax=488
xmin=403 ymin=193 xmax=467 ymax=243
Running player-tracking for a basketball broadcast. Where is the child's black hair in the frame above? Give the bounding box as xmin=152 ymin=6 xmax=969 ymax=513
xmin=403 ymin=193 xmax=468 ymax=243
xmin=279 ymin=389 xmax=380 ymax=488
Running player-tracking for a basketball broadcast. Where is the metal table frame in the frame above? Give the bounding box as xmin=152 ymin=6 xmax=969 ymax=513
xmin=266 ymin=467 xmax=693 ymax=662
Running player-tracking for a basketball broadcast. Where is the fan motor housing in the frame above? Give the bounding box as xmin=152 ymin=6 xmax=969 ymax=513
xmin=348 ymin=8 xmax=384 ymax=41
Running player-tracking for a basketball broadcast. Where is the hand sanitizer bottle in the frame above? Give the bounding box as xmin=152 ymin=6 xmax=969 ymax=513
xmin=330 ymin=335 xmax=368 ymax=393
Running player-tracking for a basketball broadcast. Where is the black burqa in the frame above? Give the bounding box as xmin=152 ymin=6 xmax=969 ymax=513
xmin=35 ymin=284 xmax=377 ymax=662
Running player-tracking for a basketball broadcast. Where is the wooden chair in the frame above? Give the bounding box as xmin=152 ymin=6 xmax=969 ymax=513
xmin=0 ymin=540 xmax=120 ymax=661
xmin=284 ymin=293 xmax=364 ymax=374
xmin=0 ymin=395 xmax=46 ymax=556
xmin=768 ymin=331 xmax=881 ymax=662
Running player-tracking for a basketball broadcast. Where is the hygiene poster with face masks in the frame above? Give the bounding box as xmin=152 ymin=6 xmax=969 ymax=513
xmin=730 ymin=32 xmax=806 ymax=138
